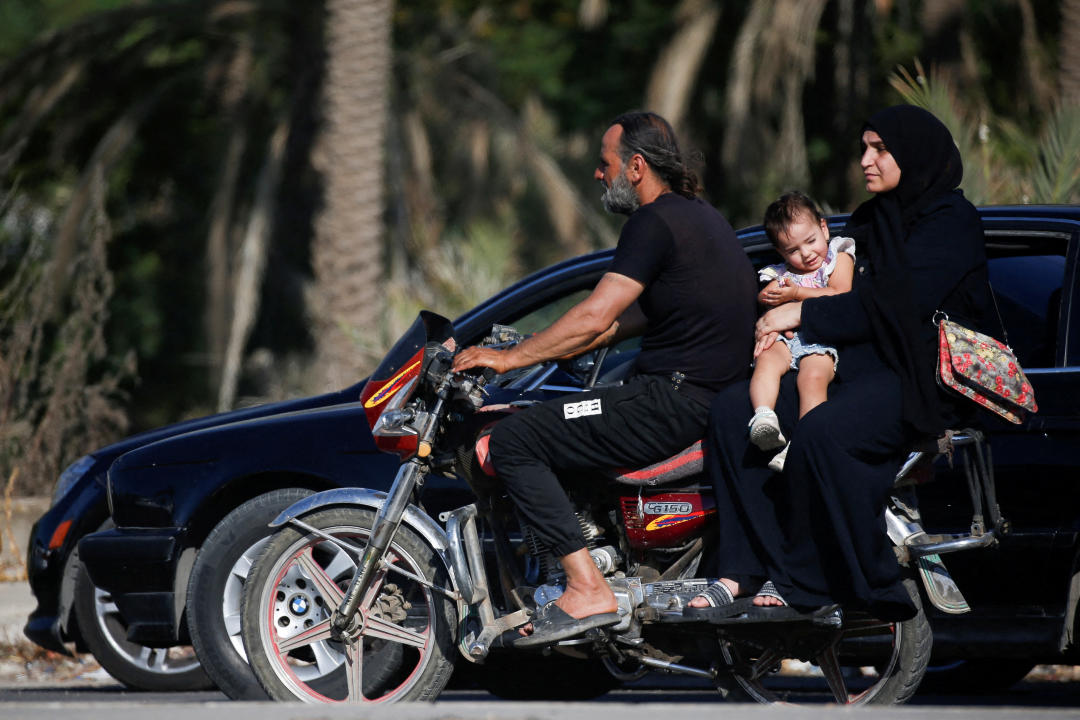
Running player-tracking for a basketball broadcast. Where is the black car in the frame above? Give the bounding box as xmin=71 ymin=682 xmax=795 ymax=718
xmin=22 ymin=385 xmax=402 ymax=691
xmin=31 ymin=205 xmax=1080 ymax=697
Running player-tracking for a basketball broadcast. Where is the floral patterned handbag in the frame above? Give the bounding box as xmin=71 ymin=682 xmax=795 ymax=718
xmin=935 ymin=311 xmax=1037 ymax=424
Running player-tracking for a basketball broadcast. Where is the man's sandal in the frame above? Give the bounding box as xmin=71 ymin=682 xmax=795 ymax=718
xmin=513 ymin=601 xmax=621 ymax=648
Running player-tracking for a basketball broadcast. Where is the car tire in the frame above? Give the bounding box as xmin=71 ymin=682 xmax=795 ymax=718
xmin=186 ymin=487 xmax=315 ymax=700
xmin=72 ymin=522 xmax=213 ymax=691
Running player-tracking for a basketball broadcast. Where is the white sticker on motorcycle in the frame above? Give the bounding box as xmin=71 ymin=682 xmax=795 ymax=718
xmin=563 ymin=398 xmax=602 ymax=420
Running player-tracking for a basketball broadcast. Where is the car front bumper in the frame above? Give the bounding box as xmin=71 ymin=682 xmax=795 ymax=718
xmin=78 ymin=527 xmax=193 ymax=646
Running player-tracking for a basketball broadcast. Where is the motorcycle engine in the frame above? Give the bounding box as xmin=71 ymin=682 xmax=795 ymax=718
xmin=520 ymin=506 xmax=623 ymax=587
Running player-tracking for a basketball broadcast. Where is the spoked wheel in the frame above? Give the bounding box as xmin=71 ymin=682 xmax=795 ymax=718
xmin=241 ymin=507 xmax=456 ymax=703
xmin=715 ymin=578 xmax=931 ymax=705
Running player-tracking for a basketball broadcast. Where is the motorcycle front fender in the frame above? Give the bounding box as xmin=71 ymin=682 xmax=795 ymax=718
xmin=268 ymin=486 xmax=460 ymax=594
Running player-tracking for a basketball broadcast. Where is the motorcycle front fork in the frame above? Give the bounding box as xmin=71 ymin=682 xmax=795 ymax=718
xmin=331 ymin=459 xmax=425 ymax=632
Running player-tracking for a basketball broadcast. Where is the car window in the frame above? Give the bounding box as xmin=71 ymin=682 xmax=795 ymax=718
xmin=510 ymin=289 xmax=591 ymax=335
xmin=987 ymin=254 xmax=1064 ymax=369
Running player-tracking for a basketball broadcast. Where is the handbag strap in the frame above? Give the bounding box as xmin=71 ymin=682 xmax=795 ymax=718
xmin=936 ymin=278 xmax=1010 ymax=347
xmin=987 ymin=281 xmax=1010 ymax=346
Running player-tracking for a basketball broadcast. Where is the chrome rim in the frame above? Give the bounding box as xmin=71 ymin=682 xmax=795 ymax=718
xmin=255 ymin=525 xmax=436 ymax=703
xmin=93 ymin=585 xmax=202 ymax=676
xmin=223 ymin=534 xmax=343 ymax=682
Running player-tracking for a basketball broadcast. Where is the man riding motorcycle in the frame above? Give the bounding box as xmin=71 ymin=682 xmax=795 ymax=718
xmin=452 ymin=110 xmax=757 ymax=646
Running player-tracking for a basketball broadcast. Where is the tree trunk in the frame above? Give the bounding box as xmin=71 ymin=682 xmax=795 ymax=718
xmin=308 ymin=0 xmax=393 ymax=391
xmin=205 ymin=40 xmax=253 ymax=393
xmin=722 ymin=0 xmax=826 ymax=205
xmin=217 ymin=117 xmax=290 ymax=411
xmin=49 ymin=85 xmax=167 ymax=318
xmin=644 ymin=0 xmax=720 ymax=140
xmin=1015 ymin=0 xmax=1053 ymax=115
xmin=1062 ymin=0 xmax=1080 ymax=104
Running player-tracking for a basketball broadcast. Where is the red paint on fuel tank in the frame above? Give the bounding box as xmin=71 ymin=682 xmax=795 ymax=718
xmin=621 ymin=491 xmax=715 ymax=550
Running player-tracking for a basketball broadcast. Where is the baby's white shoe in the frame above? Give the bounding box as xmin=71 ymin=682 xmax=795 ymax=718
xmin=748 ymin=407 xmax=786 ymax=451
xmin=768 ymin=443 xmax=790 ymax=473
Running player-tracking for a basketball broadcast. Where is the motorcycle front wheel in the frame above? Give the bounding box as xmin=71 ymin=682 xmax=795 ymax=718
xmin=715 ymin=576 xmax=931 ymax=705
xmin=240 ymin=507 xmax=457 ymax=703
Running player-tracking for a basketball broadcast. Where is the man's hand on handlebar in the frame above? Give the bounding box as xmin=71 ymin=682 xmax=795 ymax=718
xmin=452 ymin=346 xmax=518 ymax=375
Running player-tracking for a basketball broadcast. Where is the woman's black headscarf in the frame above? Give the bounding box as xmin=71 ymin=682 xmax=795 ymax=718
xmin=846 ymin=105 xmax=963 ymax=437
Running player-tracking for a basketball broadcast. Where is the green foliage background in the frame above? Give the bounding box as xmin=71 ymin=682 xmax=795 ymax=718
xmin=0 ymin=0 xmax=1076 ymax=494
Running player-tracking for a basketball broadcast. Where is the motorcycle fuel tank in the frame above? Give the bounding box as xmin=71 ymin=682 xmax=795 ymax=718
xmin=621 ymin=491 xmax=716 ymax=550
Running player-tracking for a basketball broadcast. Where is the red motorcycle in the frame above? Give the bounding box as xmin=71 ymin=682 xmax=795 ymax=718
xmin=239 ymin=311 xmax=1002 ymax=705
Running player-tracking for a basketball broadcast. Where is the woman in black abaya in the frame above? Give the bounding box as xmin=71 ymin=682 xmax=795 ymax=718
xmin=689 ymin=105 xmax=993 ymax=619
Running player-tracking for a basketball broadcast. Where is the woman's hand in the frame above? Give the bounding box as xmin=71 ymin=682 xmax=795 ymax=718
xmin=452 ymin=346 xmax=517 ymax=375
xmin=754 ymin=301 xmax=803 ymax=357
xmin=753 ymin=331 xmax=780 ymax=358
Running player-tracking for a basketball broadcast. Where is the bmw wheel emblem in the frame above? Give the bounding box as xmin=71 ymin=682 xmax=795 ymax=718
xmin=289 ymin=594 xmax=310 ymax=616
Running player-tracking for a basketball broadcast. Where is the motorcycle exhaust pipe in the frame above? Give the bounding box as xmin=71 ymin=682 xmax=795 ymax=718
xmin=635 ymin=655 xmax=715 ymax=680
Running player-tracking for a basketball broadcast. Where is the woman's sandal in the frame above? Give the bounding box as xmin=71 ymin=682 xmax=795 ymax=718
xmin=723 ymin=580 xmax=842 ymax=625
xmin=682 ymin=580 xmax=752 ymax=620
xmin=755 ymin=580 xmax=787 ymax=606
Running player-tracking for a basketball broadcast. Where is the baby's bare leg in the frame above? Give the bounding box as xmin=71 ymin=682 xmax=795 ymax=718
xmin=796 ymin=353 xmax=836 ymax=418
xmin=750 ymin=341 xmax=793 ymax=410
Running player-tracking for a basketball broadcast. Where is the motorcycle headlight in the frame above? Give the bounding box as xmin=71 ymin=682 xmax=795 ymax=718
xmin=52 ymin=454 xmax=96 ymax=504
xmin=372 ymin=407 xmax=420 ymax=437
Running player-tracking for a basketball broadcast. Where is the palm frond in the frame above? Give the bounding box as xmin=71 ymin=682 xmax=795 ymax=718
xmin=889 ymin=61 xmax=998 ymax=205
xmin=1030 ymin=103 xmax=1080 ymax=204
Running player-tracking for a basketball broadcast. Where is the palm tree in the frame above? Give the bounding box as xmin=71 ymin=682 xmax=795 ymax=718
xmin=307 ymin=0 xmax=393 ymax=391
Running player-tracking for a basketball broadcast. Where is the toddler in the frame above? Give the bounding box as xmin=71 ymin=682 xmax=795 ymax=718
xmin=749 ymin=191 xmax=855 ymax=471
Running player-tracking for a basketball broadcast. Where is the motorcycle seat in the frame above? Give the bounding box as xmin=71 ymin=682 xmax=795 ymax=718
xmin=607 ymin=429 xmax=977 ymax=488
xmin=607 ymin=440 xmax=705 ymax=486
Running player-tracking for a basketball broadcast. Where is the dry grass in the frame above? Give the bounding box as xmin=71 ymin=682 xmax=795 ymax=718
xmin=0 ymin=171 xmax=134 ymax=499
xmin=0 ymin=634 xmax=101 ymax=684
xmin=1 ymin=470 xmax=29 ymax=582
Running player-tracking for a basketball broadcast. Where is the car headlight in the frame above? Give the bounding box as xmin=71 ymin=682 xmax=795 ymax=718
xmin=52 ymin=454 xmax=96 ymax=504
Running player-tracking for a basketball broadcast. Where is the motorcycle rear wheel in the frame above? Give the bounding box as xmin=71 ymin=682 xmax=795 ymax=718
xmin=715 ymin=577 xmax=931 ymax=705
xmin=241 ymin=507 xmax=457 ymax=703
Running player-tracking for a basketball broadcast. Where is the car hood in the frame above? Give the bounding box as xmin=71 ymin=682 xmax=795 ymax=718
xmin=93 ymin=381 xmax=368 ymax=463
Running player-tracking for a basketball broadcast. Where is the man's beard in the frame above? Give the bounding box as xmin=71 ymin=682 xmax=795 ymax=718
xmin=601 ymin=170 xmax=640 ymax=215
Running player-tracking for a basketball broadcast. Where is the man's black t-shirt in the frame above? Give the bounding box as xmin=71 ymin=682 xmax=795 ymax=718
xmin=608 ymin=193 xmax=756 ymax=404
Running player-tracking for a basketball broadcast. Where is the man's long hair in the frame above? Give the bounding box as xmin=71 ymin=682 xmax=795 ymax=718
xmin=611 ymin=111 xmax=701 ymax=198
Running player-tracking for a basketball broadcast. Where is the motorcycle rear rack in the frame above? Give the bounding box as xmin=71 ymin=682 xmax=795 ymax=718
xmin=888 ymin=428 xmax=1004 ymax=614
xmin=889 ymin=427 xmax=1005 ymax=558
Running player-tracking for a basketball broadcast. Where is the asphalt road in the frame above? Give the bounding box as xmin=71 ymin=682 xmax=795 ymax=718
xmin=4 ymin=578 xmax=1080 ymax=719
xmin=1 ymin=688 xmax=1079 ymax=720
xmin=2 ymin=671 xmax=1080 ymax=720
